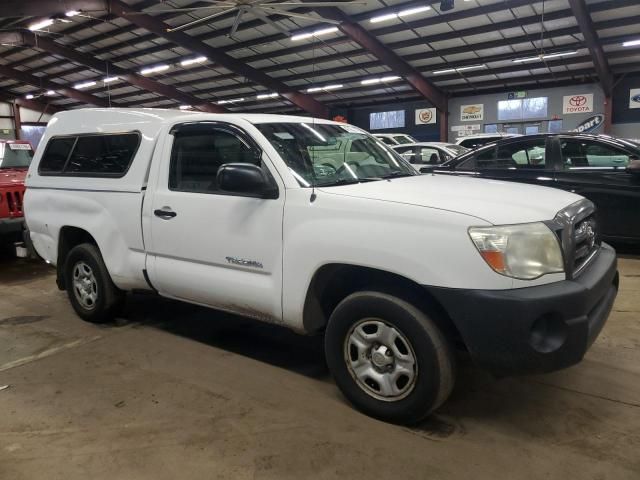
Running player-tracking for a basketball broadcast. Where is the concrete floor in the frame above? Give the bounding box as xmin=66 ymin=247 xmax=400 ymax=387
xmin=1 ymin=247 xmax=639 ymax=480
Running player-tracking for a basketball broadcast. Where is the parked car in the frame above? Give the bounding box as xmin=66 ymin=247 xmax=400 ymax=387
xmin=373 ymin=133 xmax=417 ymax=146
xmin=26 ymin=109 xmax=618 ymax=424
xmin=431 ymin=133 xmax=640 ymax=242
xmin=0 ymin=140 xmax=33 ymax=244
xmin=393 ymin=142 xmax=469 ymax=171
xmin=455 ymin=133 xmax=521 ymax=149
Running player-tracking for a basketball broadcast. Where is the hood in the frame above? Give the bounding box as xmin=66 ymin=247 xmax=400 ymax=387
xmin=0 ymin=168 xmax=27 ymax=189
xmin=318 ymin=174 xmax=583 ymax=225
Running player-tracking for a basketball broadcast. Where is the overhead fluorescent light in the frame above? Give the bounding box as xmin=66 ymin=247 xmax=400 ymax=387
xmin=361 ymin=76 xmax=401 ymax=85
xmin=433 ymin=64 xmax=486 ymax=74
xmin=74 ymin=80 xmax=96 ymax=89
xmin=180 ymin=56 xmax=207 ymax=67
xmin=65 ymin=10 xmax=81 ymax=17
xmin=291 ymin=27 xmax=339 ymax=42
xmin=371 ymin=5 xmax=431 ymax=23
xmin=307 ymin=84 xmax=344 ymax=93
xmin=399 ymin=6 xmax=432 ymax=17
xmin=25 ymin=94 xmax=34 ymax=100
xmin=28 ymin=18 xmax=55 ymax=31
xmin=623 ymin=39 xmax=640 ymax=47
xmin=103 ymin=76 xmax=119 ymax=84
xmin=46 ymin=90 xmax=56 ymax=96
xmin=179 ymin=105 xmax=192 ymax=110
xmin=218 ymin=97 xmax=245 ymax=105
xmin=370 ymin=13 xmax=397 ymax=23
xmin=512 ymin=51 xmax=577 ymax=63
xmin=256 ymin=93 xmax=279 ymax=100
xmin=140 ymin=64 xmax=170 ymax=75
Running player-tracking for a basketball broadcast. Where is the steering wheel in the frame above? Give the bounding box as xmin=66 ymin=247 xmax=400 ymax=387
xmin=336 ymin=160 xmax=361 ymax=176
xmin=314 ymin=163 xmax=337 ymax=178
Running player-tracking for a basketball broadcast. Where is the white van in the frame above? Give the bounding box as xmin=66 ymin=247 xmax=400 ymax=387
xmin=25 ymin=109 xmax=618 ymax=424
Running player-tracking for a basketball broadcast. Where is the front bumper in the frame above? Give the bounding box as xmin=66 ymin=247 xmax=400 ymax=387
xmin=0 ymin=217 xmax=24 ymax=236
xmin=427 ymin=243 xmax=618 ymax=376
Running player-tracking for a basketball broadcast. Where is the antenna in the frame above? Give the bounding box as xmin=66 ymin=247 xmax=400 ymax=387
xmin=310 ymin=29 xmax=318 ymax=203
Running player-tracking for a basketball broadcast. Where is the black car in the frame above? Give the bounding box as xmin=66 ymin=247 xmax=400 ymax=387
xmin=431 ymin=133 xmax=640 ymax=242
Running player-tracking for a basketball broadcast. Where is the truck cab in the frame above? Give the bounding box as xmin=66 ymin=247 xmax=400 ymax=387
xmin=25 ymin=109 xmax=618 ymax=425
xmin=0 ymin=140 xmax=33 ymax=243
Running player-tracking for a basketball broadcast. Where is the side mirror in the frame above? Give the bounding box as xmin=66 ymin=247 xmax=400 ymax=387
xmin=217 ymin=163 xmax=278 ymax=199
xmin=626 ymin=159 xmax=640 ymax=174
xmin=419 ymin=165 xmax=436 ymax=174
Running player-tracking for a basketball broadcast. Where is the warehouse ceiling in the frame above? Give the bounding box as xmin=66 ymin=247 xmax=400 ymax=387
xmin=0 ymin=0 xmax=638 ymax=115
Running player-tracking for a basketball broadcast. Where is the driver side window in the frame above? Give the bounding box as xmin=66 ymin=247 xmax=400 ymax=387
xmin=169 ymin=126 xmax=261 ymax=194
xmin=561 ymin=139 xmax=633 ymax=168
xmin=420 ymin=148 xmax=441 ymax=164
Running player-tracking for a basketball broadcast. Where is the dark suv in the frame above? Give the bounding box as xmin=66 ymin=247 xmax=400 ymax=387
xmin=432 ymin=133 xmax=640 ymax=242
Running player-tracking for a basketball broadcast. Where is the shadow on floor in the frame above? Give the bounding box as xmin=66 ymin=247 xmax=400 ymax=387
xmin=123 ymin=292 xmax=536 ymax=427
xmin=0 ymin=245 xmax=53 ymax=284
xmin=125 ymin=293 xmax=329 ymax=380
xmin=3 ymin=253 xmax=594 ymax=427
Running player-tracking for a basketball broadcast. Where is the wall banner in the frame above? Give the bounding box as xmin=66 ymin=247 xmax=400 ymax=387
xmin=460 ymin=104 xmax=484 ymax=121
xmin=630 ymin=89 xmax=640 ymax=109
xmin=415 ymin=108 xmax=437 ymax=124
xmin=563 ymin=94 xmax=594 ymax=114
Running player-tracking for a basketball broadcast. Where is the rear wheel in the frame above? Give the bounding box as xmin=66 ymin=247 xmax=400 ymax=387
xmin=325 ymin=291 xmax=455 ymax=424
xmin=64 ymin=243 xmax=124 ymax=323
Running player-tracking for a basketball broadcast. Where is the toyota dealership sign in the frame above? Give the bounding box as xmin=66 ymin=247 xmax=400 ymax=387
xmin=563 ymin=93 xmax=594 ymax=114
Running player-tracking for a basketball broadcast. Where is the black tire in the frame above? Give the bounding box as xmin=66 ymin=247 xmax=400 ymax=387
xmin=325 ymin=291 xmax=455 ymax=425
xmin=64 ymin=243 xmax=124 ymax=323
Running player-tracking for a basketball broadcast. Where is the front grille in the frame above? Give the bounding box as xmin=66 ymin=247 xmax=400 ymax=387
xmin=550 ymin=199 xmax=599 ymax=279
xmin=4 ymin=190 xmax=23 ymax=216
xmin=572 ymin=214 xmax=599 ymax=275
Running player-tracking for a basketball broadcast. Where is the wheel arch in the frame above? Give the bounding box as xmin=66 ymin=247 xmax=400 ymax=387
xmin=302 ymin=263 xmax=464 ymax=347
xmin=56 ymin=226 xmax=99 ymax=290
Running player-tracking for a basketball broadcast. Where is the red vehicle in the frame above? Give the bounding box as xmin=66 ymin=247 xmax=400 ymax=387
xmin=0 ymin=140 xmax=34 ymax=244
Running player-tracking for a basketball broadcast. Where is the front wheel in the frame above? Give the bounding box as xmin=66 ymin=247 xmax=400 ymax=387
xmin=325 ymin=291 xmax=455 ymax=424
xmin=64 ymin=243 xmax=124 ymax=323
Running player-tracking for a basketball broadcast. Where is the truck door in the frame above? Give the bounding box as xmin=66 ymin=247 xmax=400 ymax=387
xmin=145 ymin=121 xmax=285 ymax=322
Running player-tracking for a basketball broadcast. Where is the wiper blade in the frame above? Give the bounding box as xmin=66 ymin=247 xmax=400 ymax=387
xmin=381 ymin=171 xmax=415 ymax=179
xmin=315 ymin=178 xmax=362 ymax=187
xmin=315 ymin=177 xmax=384 ymax=187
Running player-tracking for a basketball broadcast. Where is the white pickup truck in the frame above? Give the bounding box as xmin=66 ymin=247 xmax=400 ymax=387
xmin=25 ymin=109 xmax=618 ymax=424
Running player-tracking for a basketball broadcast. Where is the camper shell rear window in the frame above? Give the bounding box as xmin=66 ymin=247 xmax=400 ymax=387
xmin=38 ymin=132 xmax=141 ymax=177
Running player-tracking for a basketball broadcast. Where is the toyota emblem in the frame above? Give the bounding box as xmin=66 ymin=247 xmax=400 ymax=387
xmin=570 ymin=96 xmax=587 ymax=107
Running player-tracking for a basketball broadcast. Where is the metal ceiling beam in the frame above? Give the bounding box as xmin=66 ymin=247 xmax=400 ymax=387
xmin=0 ymin=0 xmax=107 ymax=17
xmin=108 ymin=0 xmax=328 ymax=118
xmin=316 ymin=6 xmax=448 ymax=113
xmin=568 ymin=0 xmax=614 ymax=96
xmin=0 ymin=63 xmax=111 ymax=107
xmin=1 ymin=31 xmax=227 ymax=113
xmin=3 ymin=0 xmax=436 ymax=71
xmin=1 ymin=0 xmax=576 ymax=99
xmin=0 ymin=89 xmax=63 ymax=115
xmin=0 ymin=0 xmax=157 ymax=68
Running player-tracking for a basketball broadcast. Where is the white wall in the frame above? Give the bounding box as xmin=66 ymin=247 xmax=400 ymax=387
xmin=20 ymin=106 xmax=52 ymax=123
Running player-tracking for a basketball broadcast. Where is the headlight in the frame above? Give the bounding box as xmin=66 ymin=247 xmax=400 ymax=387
xmin=469 ymin=222 xmax=564 ymax=280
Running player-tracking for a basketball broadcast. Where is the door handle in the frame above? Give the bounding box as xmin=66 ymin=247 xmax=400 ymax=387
xmin=154 ymin=208 xmax=177 ymax=219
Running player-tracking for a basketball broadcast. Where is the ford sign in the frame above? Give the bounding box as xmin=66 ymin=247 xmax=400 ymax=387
xmin=571 ymin=114 xmax=604 ymax=133
xmin=632 ymin=93 xmax=640 ymax=104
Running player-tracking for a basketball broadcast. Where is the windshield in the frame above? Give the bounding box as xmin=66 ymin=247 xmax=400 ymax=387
xmin=0 ymin=143 xmax=34 ymax=168
xmin=443 ymin=144 xmax=469 ymax=157
xmin=256 ymin=122 xmax=416 ymax=187
xmin=393 ymin=135 xmax=413 ymax=144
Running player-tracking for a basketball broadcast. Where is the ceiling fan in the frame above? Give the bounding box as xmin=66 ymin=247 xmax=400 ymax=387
xmin=126 ymin=0 xmax=366 ymax=37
